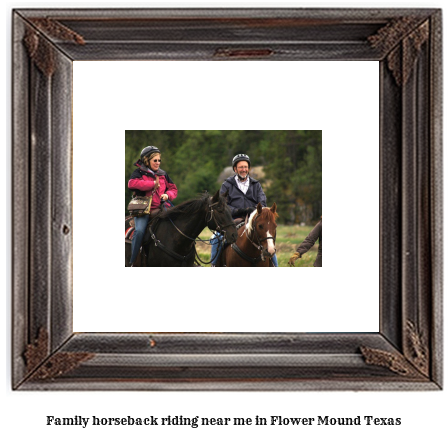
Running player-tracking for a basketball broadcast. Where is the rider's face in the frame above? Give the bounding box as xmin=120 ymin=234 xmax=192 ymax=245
xmin=149 ymin=154 xmax=161 ymax=171
xmin=235 ymin=161 xmax=249 ymax=180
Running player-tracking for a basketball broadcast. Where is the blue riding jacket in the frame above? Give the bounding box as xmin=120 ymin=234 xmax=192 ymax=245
xmin=220 ymin=176 xmax=267 ymax=218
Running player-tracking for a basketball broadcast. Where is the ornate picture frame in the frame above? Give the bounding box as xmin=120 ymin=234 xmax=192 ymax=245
xmin=12 ymin=8 xmax=442 ymax=390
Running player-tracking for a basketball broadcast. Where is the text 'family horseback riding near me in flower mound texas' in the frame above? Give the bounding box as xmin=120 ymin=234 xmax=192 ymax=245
xmin=44 ymin=414 xmax=401 ymax=428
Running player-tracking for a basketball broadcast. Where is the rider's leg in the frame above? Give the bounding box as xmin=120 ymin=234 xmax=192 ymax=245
xmin=272 ymin=253 xmax=278 ymax=267
xmin=210 ymin=232 xmax=223 ymax=267
xmin=129 ymin=215 xmax=150 ymax=265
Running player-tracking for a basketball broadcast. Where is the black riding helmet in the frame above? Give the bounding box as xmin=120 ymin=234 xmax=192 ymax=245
xmin=232 ymin=153 xmax=251 ymax=169
xmin=141 ymin=146 xmax=160 ymax=159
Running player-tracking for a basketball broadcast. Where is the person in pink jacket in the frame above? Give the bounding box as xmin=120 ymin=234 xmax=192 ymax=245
xmin=128 ymin=146 xmax=178 ymax=266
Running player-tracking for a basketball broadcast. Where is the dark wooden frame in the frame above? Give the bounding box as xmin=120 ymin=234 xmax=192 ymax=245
xmin=12 ymin=8 xmax=442 ymax=390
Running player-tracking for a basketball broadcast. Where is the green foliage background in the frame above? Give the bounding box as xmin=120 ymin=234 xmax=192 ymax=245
xmin=125 ymin=130 xmax=322 ymax=225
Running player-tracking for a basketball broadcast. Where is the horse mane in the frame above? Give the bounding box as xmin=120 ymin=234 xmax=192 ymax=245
xmin=158 ymin=192 xmax=224 ymax=220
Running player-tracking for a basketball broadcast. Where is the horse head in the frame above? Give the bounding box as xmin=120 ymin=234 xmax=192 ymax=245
xmin=247 ymin=202 xmax=278 ymax=260
xmin=207 ymin=190 xmax=238 ymax=243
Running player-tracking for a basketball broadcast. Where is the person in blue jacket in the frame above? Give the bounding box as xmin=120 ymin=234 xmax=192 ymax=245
xmin=211 ymin=153 xmax=278 ymax=267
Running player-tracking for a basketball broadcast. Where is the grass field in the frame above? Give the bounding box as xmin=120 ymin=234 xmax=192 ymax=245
xmin=195 ymin=225 xmax=318 ymax=267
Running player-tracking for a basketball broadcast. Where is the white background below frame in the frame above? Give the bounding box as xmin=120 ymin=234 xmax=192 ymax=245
xmin=72 ymin=60 xmax=379 ymax=333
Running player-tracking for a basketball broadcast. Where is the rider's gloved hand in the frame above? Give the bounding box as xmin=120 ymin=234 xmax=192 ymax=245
xmin=245 ymin=207 xmax=256 ymax=216
xmin=234 ymin=208 xmax=246 ymax=217
xmin=288 ymin=252 xmax=301 ymax=267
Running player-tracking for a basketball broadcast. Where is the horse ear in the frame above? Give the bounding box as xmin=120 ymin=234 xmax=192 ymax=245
xmin=270 ymin=202 xmax=277 ymax=214
xmin=257 ymin=203 xmax=263 ymax=214
xmin=212 ymin=190 xmax=220 ymax=203
xmin=223 ymin=190 xmax=229 ymax=199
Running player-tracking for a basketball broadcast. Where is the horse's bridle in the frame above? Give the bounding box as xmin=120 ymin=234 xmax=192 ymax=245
xmin=246 ymin=213 xmax=276 ymax=258
xmin=231 ymin=212 xmax=276 ymax=264
xmin=206 ymin=199 xmax=235 ymax=237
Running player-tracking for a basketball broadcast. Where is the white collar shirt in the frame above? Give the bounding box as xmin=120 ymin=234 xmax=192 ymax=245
xmin=235 ymin=175 xmax=250 ymax=194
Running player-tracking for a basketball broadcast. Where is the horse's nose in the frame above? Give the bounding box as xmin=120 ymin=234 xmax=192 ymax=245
xmin=265 ymin=242 xmax=276 ymax=256
xmin=264 ymin=247 xmax=275 ymax=256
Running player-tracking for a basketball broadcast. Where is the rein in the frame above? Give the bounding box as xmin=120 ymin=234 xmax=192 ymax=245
xmin=148 ymin=224 xmax=195 ymax=266
xmin=231 ymin=242 xmax=265 ymax=266
xmin=166 ymin=199 xmax=234 ymax=242
xmin=205 ymin=201 xmax=235 ymax=234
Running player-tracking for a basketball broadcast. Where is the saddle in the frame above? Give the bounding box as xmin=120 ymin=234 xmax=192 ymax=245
xmin=214 ymin=218 xmax=246 ymax=266
xmin=125 ymin=208 xmax=161 ymax=243
xmin=233 ymin=217 xmax=245 ymax=227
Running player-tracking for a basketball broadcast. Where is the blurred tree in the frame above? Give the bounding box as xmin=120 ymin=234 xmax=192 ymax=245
xmin=125 ymin=130 xmax=322 ymax=224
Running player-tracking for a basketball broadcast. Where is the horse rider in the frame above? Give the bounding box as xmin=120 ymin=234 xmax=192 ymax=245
xmin=288 ymin=217 xmax=322 ymax=267
xmin=211 ymin=153 xmax=278 ymax=267
xmin=128 ymin=146 xmax=178 ymax=266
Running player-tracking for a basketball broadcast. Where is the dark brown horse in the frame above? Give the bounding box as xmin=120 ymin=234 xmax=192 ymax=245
xmin=219 ymin=203 xmax=278 ymax=267
xmin=125 ymin=191 xmax=238 ymax=267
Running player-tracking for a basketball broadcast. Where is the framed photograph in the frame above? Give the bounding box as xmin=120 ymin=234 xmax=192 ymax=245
xmin=122 ymin=130 xmax=323 ymax=269
xmin=12 ymin=8 xmax=442 ymax=390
